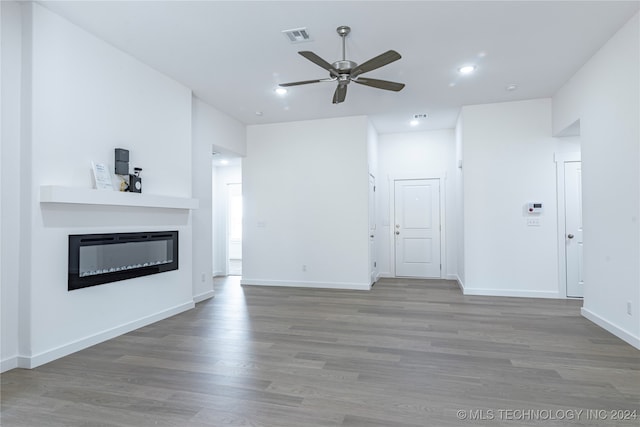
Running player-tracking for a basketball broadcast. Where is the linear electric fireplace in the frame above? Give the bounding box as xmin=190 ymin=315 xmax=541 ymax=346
xmin=68 ymin=231 xmax=178 ymax=291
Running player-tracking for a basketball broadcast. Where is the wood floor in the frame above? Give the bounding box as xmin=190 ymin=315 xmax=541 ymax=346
xmin=2 ymin=277 xmax=639 ymax=426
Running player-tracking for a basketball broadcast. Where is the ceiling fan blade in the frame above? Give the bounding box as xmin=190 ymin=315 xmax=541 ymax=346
xmin=332 ymin=84 xmax=347 ymax=104
xmin=353 ymin=77 xmax=405 ymax=92
xmin=351 ymin=50 xmax=402 ymax=78
xmin=279 ymin=79 xmax=324 ymax=87
xmin=299 ymin=51 xmax=339 ymax=77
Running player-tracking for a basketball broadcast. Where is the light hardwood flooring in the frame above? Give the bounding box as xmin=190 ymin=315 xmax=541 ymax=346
xmin=2 ymin=277 xmax=639 ymax=426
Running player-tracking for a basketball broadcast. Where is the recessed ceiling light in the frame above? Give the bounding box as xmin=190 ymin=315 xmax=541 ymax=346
xmin=410 ymin=120 xmax=419 ymax=127
xmin=255 ymin=111 xmax=263 ymax=116
xmin=275 ymin=87 xmax=288 ymax=96
xmin=506 ymin=84 xmax=518 ymax=91
xmin=458 ymin=65 xmax=476 ymax=75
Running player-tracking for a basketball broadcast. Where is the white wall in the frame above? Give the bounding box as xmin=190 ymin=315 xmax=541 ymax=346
xmin=367 ymin=122 xmax=379 ymax=176
xmin=192 ymin=98 xmax=246 ymax=157
xmin=1 ymin=0 xmax=23 ymax=372
xmin=191 ymin=97 xmax=245 ymax=301
xmin=377 ymin=130 xmax=457 ymax=279
xmin=3 ymin=2 xmax=196 ymax=370
xmin=454 ymin=115 xmax=465 ymax=286
xmin=212 ymin=164 xmax=242 ymax=276
xmin=461 ymin=99 xmax=578 ymax=298
xmin=553 ymin=13 xmax=639 ymax=348
xmin=243 ymin=116 xmax=371 ymax=290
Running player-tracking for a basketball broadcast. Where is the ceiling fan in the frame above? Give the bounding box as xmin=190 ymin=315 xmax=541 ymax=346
xmin=279 ymin=26 xmax=405 ymax=104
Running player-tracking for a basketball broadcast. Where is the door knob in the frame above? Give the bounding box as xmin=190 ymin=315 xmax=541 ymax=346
xmin=370 ymin=235 xmax=374 ymax=238
xmin=395 ymin=231 xmax=400 ymax=235
xmin=567 ymin=234 xmax=575 ymax=239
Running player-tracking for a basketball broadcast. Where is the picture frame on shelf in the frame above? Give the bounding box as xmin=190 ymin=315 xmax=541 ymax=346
xmin=91 ymin=161 xmax=114 ymax=190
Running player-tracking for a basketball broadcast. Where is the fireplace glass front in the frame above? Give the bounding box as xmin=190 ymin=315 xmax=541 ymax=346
xmin=68 ymin=231 xmax=178 ymax=291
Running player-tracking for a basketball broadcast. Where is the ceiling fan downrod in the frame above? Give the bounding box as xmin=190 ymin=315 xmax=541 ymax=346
xmin=334 ymin=26 xmax=356 ymax=73
xmin=337 ymin=25 xmax=350 ymax=60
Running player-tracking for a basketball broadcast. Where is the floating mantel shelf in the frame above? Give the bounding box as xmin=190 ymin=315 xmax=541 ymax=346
xmin=40 ymin=185 xmax=199 ymax=210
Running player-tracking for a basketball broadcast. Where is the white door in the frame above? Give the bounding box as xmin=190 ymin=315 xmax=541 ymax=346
xmin=369 ymin=175 xmax=377 ymax=285
xmin=565 ymin=162 xmax=583 ymax=297
xmin=394 ymin=179 xmax=441 ymax=278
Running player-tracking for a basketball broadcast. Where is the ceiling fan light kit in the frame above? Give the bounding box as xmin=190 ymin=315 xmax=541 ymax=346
xmin=280 ymin=25 xmax=405 ymax=104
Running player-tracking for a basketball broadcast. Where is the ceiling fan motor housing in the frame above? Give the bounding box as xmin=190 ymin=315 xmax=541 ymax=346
xmin=333 ymin=60 xmax=357 ymax=72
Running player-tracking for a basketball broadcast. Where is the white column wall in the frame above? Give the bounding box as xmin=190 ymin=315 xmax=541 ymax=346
xmin=461 ymin=99 xmax=578 ymax=298
xmin=242 ymin=116 xmax=370 ymax=290
xmin=553 ymin=13 xmax=639 ymax=348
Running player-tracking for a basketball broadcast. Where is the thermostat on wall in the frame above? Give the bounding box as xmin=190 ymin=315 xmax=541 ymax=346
xmin=527 ymin=202 xmax=543 ymax=213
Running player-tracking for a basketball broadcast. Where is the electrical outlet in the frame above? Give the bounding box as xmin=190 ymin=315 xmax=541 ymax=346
xmin=302 ymin=265 xmax=307 ymax=272
xmin=201 ymin=273 xmax=206 ymax=283
xmin=627 ymin=301 xmax=632 ymax=316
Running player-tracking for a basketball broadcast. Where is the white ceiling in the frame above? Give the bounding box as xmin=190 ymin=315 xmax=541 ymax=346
xmin=39 ymin=1 xmax=639 ymax=134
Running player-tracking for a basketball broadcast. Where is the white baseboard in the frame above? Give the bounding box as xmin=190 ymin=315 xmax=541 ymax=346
xmin=454 ymin=274 xmax=465 ymax=292
xmin=240 ymin=278 xmax=371 ymax=291
xmin=581 ymin=307 xmax=640 ymax=350
xmin=462 ymin=287 xmax=560 ymax=299
xmin=19 ymin=301 xmax=194 ymax=370
xmin=374 ymin=273 xmax=459 ymax=282
xmin=194 ymin=290 xmax=215 ymax=303
xmin=1 ymin=356 xmax=19 ymax=373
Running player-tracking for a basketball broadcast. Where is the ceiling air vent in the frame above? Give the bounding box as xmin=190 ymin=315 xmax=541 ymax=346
xmin=282 ymin=27 xmax=312 ymax=44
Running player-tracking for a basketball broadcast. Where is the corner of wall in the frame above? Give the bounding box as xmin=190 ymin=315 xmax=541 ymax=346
xmin=552 ymin=11 xmax=639 ymax=347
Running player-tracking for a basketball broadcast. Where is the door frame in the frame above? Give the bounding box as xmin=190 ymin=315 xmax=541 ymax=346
xmin=389 ymin=173 xmax=446 ymax=278
xmin=555 ymin=152 xmax=581 ymax=298
xmin=369 ymin=173 xmax=378 ymax=285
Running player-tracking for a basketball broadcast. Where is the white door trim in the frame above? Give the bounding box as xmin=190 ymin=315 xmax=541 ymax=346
xmin=369 ymin=173 xmax=378 ymax=285
xmin=555 ymin=152 xmax=581 ymax=298
xmin=389 ymin=173 xmax=446 ymax=278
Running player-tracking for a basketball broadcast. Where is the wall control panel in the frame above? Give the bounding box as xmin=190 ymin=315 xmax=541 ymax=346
xmin=527 ymin=202 xmax=543 ymax=214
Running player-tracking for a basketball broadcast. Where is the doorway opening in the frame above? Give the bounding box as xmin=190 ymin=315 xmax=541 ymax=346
xmin=227 ymin=183 xmax=242 ymax=276
xmin=212 ymin=153 xmax=242 ymax=277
